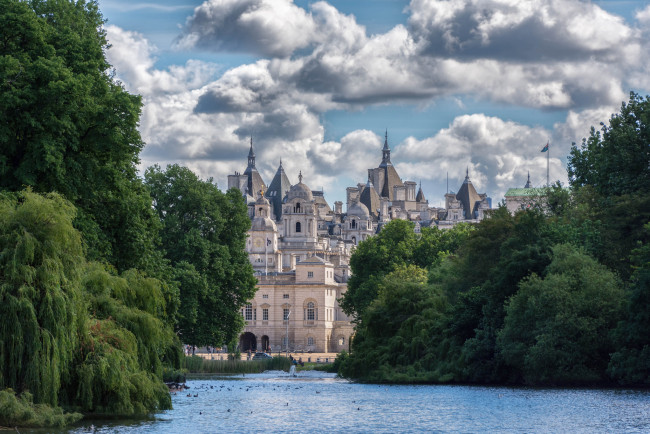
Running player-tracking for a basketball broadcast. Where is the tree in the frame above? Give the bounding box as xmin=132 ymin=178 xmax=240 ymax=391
xmin=0 ymin=191 xmax=173 ymax=415
xmin=0 ymin=0 xmax=161 ymax=274
xmin=498 ymin=244 xmax=624 ymax=385
xmin=339 ymin=266 xmax=450 ymax=383
xmin=608 ymin=224 xmax=650 ymax=385
xmin=568 ymin=92 xmax=650 ymax=198
xmin=144 ymin=164 xmax=257 ymax=347
xmin=0 ymin=191 xmax=85 ymax=407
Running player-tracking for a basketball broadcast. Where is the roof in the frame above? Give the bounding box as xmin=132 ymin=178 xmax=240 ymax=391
xmin=416 ymin=185 xmax=426 ymax=202
xmin=265 ymin=161 xmax=292 ymax=221
xmin=455 ymin=171 xmax=482 ymax=219
xmin=504 ymin=187 xmax=549 ymax=197
xmin=359 ymin=179 xmax=381 ymax=218
xmin=296 ymin=256 xmax=333 ymax=266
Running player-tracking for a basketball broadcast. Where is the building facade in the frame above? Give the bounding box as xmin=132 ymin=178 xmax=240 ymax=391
xmin=230 ymin=134 xmax=491 ymax=353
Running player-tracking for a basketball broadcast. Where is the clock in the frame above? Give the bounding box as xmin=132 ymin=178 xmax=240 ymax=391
xmin=254 ymin=238 xmax=263 ymax=248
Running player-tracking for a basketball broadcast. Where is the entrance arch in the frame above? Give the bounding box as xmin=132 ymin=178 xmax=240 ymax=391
xmin=261 ymin=335 xmax=270 ymax=352
xmin=239 ymin=332 xmax=257 ymax=352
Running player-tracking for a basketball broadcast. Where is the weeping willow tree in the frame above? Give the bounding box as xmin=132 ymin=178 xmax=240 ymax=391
xmin=0 ymin=191 xmax=174 ymax=420
xmin=0 ymin=190 xmax=85 ymax=407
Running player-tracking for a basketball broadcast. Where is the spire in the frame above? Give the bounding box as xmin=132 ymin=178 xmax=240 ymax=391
xmin=464 ymin=167 xmax=470 ymax=183
xmin=380 ymin=129 xmax=391 ymax=166
xmin=247 ymin=136 xmax=256 ymax=168
xmin=524 ymin=171 xmax=532 ymax=188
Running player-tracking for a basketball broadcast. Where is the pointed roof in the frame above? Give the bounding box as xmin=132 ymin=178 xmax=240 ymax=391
xmin=416 ymin=180 xmax=426 ymax=203
xmin=455 ymin=169 xmax=481 ymax=219
xmin=265 ymin=160 xmax=292 ymax=221
xmin=379 ymin=129 xmax=392 ymax=168
xmin=376 ymin=130 xmax=403 ymax=199
xmin=524 ymin=171 xmax=532 ymax=188
xmin=242 ymin=137 xmax=266 ymax=198
xmin=360 ymin=177 xmax=381 ymax=218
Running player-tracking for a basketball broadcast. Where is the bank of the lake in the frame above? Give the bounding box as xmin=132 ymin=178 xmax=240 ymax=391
xmin=41 ymin=371 xmax=650 ymax=433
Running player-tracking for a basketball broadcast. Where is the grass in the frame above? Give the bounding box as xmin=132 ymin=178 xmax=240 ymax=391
xmin=182 ymin=355 xmax=292 ymax=374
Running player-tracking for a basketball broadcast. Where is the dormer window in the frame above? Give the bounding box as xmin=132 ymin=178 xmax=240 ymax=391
xmin=294 ymin=202 xmax=301 ymax=213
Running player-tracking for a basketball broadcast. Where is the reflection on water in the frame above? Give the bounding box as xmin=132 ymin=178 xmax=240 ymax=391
xmin=45 ymin=371 xmax=650 ymax=433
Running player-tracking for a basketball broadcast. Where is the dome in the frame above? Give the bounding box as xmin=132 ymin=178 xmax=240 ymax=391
xmin=251 ymin=216 xmax=277 ymax=232
xmin=256 ymin=195 xmax=271 ymax=206
xmin=347 ymin=201 xmax=370 ymax=218
xmin=287 ymin=182 xmax=313 ymax=202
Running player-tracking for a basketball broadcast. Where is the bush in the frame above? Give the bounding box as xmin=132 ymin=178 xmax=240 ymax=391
xmin=0 ymin=388 xmax=82 ymax=428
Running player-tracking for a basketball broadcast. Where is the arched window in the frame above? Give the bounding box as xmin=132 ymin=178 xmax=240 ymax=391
xmin=296 ymin=221 xmax=301 ymax=233
xmin=351 ymin=219 xmax=356 ymax=229
xmin=352 ymin=236 xmax=356 ymax=245
xmin=338 ymin=336 xmax=345 ymax=346
xmin=307 ymin=302 xmax=315 ymax=320
xmin=295 ymin=202 xmax=301 ymax=213
xmin=307 ymin=337 xmax=314 ymax=346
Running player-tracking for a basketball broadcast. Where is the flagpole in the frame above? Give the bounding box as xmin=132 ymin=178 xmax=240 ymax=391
xmin=547 ymin=141 xmax=550 ymax=187
xmin=265 ymin=237 xmax=268 ymax=276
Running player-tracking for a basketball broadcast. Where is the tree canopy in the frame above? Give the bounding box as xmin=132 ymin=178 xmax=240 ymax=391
xmin=0 ymin=0 xmax=161 ymax=273
xmin=144 ymin=164 xmax=257 ymax=348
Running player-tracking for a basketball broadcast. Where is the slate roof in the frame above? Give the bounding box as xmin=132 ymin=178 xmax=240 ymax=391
xmin=265 ymin=160 xmax=291 ymax=221
xmin=456 ymin=170 xmax=482 ymax=219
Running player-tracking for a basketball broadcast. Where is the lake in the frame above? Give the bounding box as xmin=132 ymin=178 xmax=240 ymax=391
xmin=59 ymin=371 xmax=650 ymax=433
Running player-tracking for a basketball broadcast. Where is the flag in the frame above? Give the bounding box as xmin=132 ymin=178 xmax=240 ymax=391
xmin=267 ymin=238 xmax=271 ymax=246
xmin=541 ymin=141 xmax=549 ymax=152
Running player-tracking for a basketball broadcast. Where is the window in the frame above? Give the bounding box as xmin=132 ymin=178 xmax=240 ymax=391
xmin=307 ymin=337 xmax=314 ymax=346
xmin=283 ymin=308 xmax=290 ymax=320
xmin=296 ymin=221 xmax=301 ymax=233
xmin=262 ymin=294 xmax=268 ymax=299
xmin=283 ymin=294 xmax=289 ymax=299
xmin=307 ymin=271 xmax=313 ymax=278
xmin=245 ymin=304 xmax=253 ymax=321
xmin=339 ymin=336 xmax=345 ymax=346
xmin=307 ymin=302 xmax=315 ymax=320
xmin=351 ymin=219 xmax=356 ymax=229
xmin=263 ymin=308 xmax=269 ymax=321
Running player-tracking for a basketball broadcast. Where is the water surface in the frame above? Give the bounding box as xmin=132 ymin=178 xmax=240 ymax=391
xmin=62 ymin=371 xmax=650 ymax=433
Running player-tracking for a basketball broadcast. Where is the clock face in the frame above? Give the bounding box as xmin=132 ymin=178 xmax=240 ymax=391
xmin=254 ymin=238 xmax=263 ymax=248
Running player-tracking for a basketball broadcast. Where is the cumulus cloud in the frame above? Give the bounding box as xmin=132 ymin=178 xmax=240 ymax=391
xmin=104 ymin=0 xmax=650 ymax=203
xmin=176 ymin=0 xmax=316 ymax=57
xmin=407 ymin=0 xmax=634 ymax=63
xmin=395 ymin=114 xmax=561 ymax=199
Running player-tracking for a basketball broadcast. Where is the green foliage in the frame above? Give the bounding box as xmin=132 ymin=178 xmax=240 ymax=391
xmin=608 ymin=224 xmax=650 ymax=385
xmin=0 ymin=0 xmax=162 ymax=274
xmin=182 ymin=355 xmax=291 ymax=373
xmin=568 ymin=92 xmax=650 ymax=197
xmin=144 ymin=164 xmax=256 ymax=347
xmin=498 ymin=244 xmax=624 ymax=385
xmin=0 ymin=191 xmax=173 ymax=422
xmin=0 ymin=190 xmax=85 ymax=407
xmin=0 ymin=388 xmax=82 ymax=428
xmin=341 ymin=220 xmax=473 ymax=319
xmin=339 ymin=271 xmax=451 ymax=383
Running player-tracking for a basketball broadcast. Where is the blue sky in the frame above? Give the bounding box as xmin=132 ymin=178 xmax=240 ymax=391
xmin=99 ymin=0 xmax=650 ymax=207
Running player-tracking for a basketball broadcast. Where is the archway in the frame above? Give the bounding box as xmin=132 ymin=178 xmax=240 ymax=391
xmin=261 ymin=335 xmax=270 ymax=352
xmin=239 ymin=332 xmax=257 ymax=352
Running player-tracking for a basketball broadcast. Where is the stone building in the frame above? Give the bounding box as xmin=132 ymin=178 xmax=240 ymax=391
xmin=229 ymin=133 xmax=492 ymax=353
xmin=504 ymin=172 xmax=549 ymax=214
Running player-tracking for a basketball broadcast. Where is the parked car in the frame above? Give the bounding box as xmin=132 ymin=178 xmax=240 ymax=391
xmin=252 ymin=352 xmax=273 ymax=360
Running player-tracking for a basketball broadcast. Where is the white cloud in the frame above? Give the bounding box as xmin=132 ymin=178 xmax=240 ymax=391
xmin=176 ymin=0 xmax=316 ymax=57
xmin=103 ymin=0 xmax=650 ymax=204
